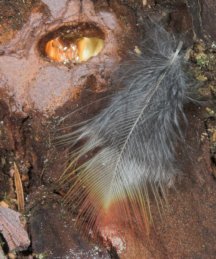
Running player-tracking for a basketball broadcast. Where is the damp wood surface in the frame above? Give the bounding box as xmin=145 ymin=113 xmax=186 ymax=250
xmin=0 ymin=0 xmax=216 ymax=258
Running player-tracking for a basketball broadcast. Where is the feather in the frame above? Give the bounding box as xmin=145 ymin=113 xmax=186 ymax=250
xmin=58 ymin=22 xmax=193 ymax=234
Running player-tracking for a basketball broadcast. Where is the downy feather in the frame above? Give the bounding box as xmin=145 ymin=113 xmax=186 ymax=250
xmin=58 ymin=23 xmax=193 ymax=233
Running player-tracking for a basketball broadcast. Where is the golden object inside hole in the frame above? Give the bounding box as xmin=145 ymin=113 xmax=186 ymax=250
xmin=45 ymin=36 xmax=104 ymax=64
